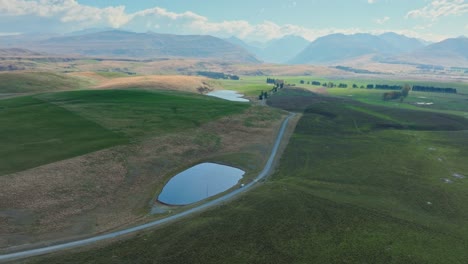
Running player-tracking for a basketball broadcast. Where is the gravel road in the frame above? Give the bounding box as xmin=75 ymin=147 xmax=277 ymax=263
xmin=0 ymin=113 xmax=295 ymax=263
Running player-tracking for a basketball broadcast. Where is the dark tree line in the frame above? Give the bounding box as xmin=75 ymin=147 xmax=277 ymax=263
xmin=197 ymin=71 xmax=239 ymax=80
xmin=266 ymin=78 xmax=284 ymax=88
xmin=383 ymin=84 xmax=411 ymax=102
xmin=363 ymin=84 xmax=404 ymax=90
xmin=375 ymin=84 xmax=402 ymax=90
xmin=259 ymin=91 xmax=268 ymax=100
xmin=417 ymin=65 xmax=444 ymax=71
xmin=412 ymin=85 xmax=457 ymax=94
xmin=368 ymin=84 xmax=457 ymax=94
xmin=261 ymin=78 xmax=285 ymax=100
xmin=266 ymin=78 xmax=276 ymax=84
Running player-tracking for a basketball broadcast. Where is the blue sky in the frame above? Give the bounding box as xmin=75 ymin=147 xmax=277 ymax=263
xmin=0 ymin=0 xmax=466 ymax=41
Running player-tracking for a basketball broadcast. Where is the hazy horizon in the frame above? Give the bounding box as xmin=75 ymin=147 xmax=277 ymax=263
xmin=0 ymin=0 xmax=466 ymax=42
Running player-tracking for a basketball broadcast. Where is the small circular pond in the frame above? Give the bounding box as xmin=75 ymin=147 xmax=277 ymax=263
xmin=207 ymin=90 xmax=249 ymax=102
xmin=158 ymin=162 xmax=245 ymax=205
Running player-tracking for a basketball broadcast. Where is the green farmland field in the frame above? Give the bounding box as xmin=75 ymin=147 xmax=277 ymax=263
xmin=30 ymin=89 xmax=468 ymax=263
xmin=0 ymin=89 xmax=249 ymax=176
xmin=0 ymin=72 xmax=89 ymax=93
xmin=0 ymin=96 xmax=127 ymax=176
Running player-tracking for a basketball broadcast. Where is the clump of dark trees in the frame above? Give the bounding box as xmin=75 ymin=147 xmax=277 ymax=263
xmin=417 ymin=64 xmax=444 ymax=71
xmin=261 ymin=78 xmax=285 ymax=100
xmin=335 ymin=66 xmax=380 ymax=74
xmin=304 ymin=80 xmax=458 ymax=95
xmin=383 ymin=84 xmax=411 ymax=102
xmin=0 ymin=64 xmax=25 ymax=71
xmin=266 ymin=77 xmax=277 ymax=84
xmin=197 ymin=71 xmax=239 ymax=80
xmin=412 ymin=85 xmax=457 ymax=94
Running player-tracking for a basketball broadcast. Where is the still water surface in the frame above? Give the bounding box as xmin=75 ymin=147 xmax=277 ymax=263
xmin=158 ymin=163 xmax=245 ymax=205
xmin=207 ymin=90 xmax=249 ymax=102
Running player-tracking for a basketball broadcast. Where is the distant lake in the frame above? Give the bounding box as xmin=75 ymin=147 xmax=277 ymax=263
xmin=158 ymin=163 xmax=245 ymax=205
xmin=207 ymin=90 xmax=249 ymax=102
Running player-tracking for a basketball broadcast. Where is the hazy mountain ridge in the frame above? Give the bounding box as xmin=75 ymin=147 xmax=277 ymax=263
xmin=226 ymin=35 xmax=309 ymax=63
xmin=1 ymin=30 xmax=466 ymax=67
xmin=0 ymin=48 xmax=43 ymax=56
xmin=289 ymin=33 xmax=429 ymax=64
xmin=378 ymin=32 xmax=426 ymax=53
xmin=5 ymin=30 xmax=260 ymax=63
xmin=413 ymin=38 xmax=468 ymax=59
xmin=386 ymin=38 xmax=468 ymax=67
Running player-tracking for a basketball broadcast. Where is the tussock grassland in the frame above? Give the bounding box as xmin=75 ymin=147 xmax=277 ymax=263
xmin=0 ymin=89 xmax=285 ymax=250
xmin=29 ymin=88 xmax=468 ymax=264
xmin=69 ymin=72 xmax=218 ymax=93
xmin=0 ymin=72 xmax=89 ymax=93
xmin=94 ymin=75 xmax=217 ymax=93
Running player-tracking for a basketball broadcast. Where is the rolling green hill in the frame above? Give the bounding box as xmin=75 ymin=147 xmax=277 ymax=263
xmin=0 ymin=89 xmax=249 ymax=176
xmin=0 ymin=72 xmax=89 ymax=93
xmin=30 ymin=89 xmax=468 ymax=263
xmin=33 ymin=30 xmax=259 ymax=63
xmin=0 ymin=96 xmax=127 ymax=176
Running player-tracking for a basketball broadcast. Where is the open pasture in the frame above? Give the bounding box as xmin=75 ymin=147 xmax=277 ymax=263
xmin=29 ymin=88 xmax=468 ymax=263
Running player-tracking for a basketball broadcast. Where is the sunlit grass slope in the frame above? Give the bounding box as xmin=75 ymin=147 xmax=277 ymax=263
xmin=0 ymin=72 xmax=89 ymax=93
xmin=0 ymin=89 xmax=249 ymax=176
xmin=0 ymin=96 xmax=127 ymax=176
xmin=31 ymin=89 xmax=468 ymax=263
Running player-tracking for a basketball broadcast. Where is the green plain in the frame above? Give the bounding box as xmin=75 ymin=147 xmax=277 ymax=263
xmin=30 ymin=89 xmax=468 ymax=263
xmin=0 ymin=72 xmax=89 ymax=93
xmin=0 ymin=96 xmax=127 ymax=176
xmin=1 ymin=89 xmax=249 ymax=176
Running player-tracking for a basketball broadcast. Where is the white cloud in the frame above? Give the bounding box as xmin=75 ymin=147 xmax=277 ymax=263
xmin=368 ymin=0 xmax=376 ymax=4
xmin=375 ymin=16 xmax=390 ymax=24
xmin=0 ymin=0 xmax=130 ymax=28
xmin=0 ymin=0 xmax=453 ymax=42
xmin=413 ymin=23 xmax=434 ymax=30
xmin=0 ymin=32 xmax=21 ymax=36
xmin=406 ymin=0 xmax=468 ymax=19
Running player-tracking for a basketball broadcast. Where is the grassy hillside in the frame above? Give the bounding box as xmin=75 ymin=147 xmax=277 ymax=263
xmin=30 ymin=90 xmax=468 ymax=263
xmin=222 ymin=76 xmax=468 ymax=116
xmin=37 ymin=89 xmax=249 ymax=138
xmin=0 ymin=96 xmax=127 ymax=176
xmin=0 ymin=72 xmax=90 ymax=93
xmin=0 ymin=89 xmax=249 ymax=176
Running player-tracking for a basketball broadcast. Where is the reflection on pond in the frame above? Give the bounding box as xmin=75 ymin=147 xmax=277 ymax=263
xmin=207 ymin=90 xmax=249 ymax=102
xmin=158 ymin=162 xmax=245 ymax=205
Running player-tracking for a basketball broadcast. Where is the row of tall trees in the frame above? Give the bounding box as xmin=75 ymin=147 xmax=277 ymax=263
xmin=277 ymin=78 xmax=459 ymax=95
xmin=261 ymin=78 xmax=285 ymax=100
xmin=383 ymin=84 xmax=411 ymax=102
xmin=412 ymin=85 xmax=457 ymax=94
xmin=309 ymin=81 xmax=458 ymax=94
xmin=197 ymin=71 xmax=239 ymax=80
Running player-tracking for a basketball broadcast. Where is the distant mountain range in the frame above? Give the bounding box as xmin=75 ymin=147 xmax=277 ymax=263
xmin=289 ymin=33 xmax=426 ymax=64
xmin=289 ymin=33 xmax=467 ymax=67
xmin=1 ymin=30 xmax=259 ymax=63
xmin=226 ymin=35 xmax=309 ymax=64
xmin=0 ymin=48 xmax=43 ymax=56
xmin=389 ymin=37 xmax=468 ymax=67
xmin=1 ymin=30 xmax=466 ymax=67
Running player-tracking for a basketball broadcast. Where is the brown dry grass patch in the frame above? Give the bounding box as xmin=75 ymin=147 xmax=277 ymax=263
xmin=0 ymin=105 xmax=286 ymax=250
xmin=67 ymin=71 xmax=109 ymax=84
xmin=93 ymin=75 xmax=217 ymax=93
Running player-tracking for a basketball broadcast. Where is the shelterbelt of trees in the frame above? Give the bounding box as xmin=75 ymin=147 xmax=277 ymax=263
xmin=302 ymin=80 xmax=458 ymax=94
xmin=197 ymin=71 xmax=239 ymax=80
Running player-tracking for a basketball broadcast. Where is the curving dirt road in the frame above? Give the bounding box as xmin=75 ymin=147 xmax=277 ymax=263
xmin=0 ymin=113 xmax=296 ymax=263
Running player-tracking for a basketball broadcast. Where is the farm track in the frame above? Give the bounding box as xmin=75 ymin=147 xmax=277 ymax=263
xmin=0 ymin=112 xmax=296 ymax=263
